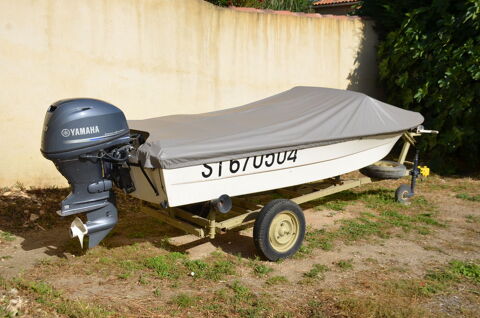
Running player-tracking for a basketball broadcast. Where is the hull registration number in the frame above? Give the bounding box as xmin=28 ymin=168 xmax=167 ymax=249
xmin=201 ymin=150 xmax=298 ymax=178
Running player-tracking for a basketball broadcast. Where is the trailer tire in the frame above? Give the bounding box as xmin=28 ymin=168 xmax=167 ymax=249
xmin=253 ymin=199 xmax=305 ymax=261
xmin=360 ymin=160 xmax=407 ymax=179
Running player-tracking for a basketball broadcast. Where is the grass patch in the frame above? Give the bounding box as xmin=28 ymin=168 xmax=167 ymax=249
xmin=207 ymin=259 xmax=236 ymax=280
xmin=171 ymin=293 xmax=197 ymax=308
xmin=0 ymin=186 xmax=11 ymax=194
xmin=28 ymin=281 xmax=61 ymax=299
xmin=265 ymin=275 xmax=288 ymax=285
xmin=334 ymin=294 xmax=428 ymax=318
xmin=364 ymin=257 xmax=378 ymax=264
xmin=230 ymin=280 xmax=251 ymax=301
xmin=202 ymin=302 xmax=224 ymax=313
xmin=425 ymin=260 xmax=480 ymax=285
xmin=0 ymin=231 xmax=16 ymax=242
xmin=422 ymin=245 xmax=447 ymax=254
xmin=184 ymin=258 xmax=236 ymax=281
xmin=456 ymin=193 xmax=480 ymax=202
xmin=320 ymin=261 xmax=480 ymax=318
xmin=448 ymin=260 xmax=480 ymax=283
xmin=153 ymin=288 xmax=161 ymax=297
xmin=117 ymin=259 xmax=142 ymax=279
xmin=138 ymin=275 xmax=149 ymax=285
xmin=336 ymin=259 xmax=353 ymax=270
xmin=385 ymin=278 xmax=446 ymax=297
xmin=466 ymin=215 xmax=480 ymax=224
xmin=226 ymin=281 xmax=270 ymax=315
xmin=304 ymin=264 xmax=329 ymax=278
xmin=360 ymin=189 xmax=397 ymax=210
xmin=337 ymin=217 xmax=385 ymax=241
xmin=10 ymin=278 xmax=115 ymax=317
xmin=389 ymin=260 xmax=480 ymax=297
xmin=117 ymin=272 xmax=131 ymax=280
xmin=314 ymin=190 xmax=358 ymax=211
xmin=250 ymin=261 xmax=273 ymax=277
xmin=299 ymin=264 xmax=329 ymax=285
xmin=296 ymin=191 xmax=444 ymax=258
xmin=228 ymin=280 xmax=271 ymax=317
xmin=14 ymin=181 xmax=26 ymax=191
xmin=295 ymin=228 xmax=334 ymax=257
xmin=316 ymin=200 xmax=350 ymax=211
xmin=34 ymin=242 xmax=237 ymax=290
xmin=144 ymin=252 xmax=186 ymax=279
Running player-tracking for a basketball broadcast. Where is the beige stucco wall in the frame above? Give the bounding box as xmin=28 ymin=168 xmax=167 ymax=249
xmin=0 ymin=0 xmax=377 ymax=187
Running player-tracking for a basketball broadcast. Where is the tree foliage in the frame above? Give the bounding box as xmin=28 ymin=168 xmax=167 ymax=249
xmin=205 ymin=0 xmax=312 ymax=13
xmin=358 ymin=0 xmax=480 ymax=172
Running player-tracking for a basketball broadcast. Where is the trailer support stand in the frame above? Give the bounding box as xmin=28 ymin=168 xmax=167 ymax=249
xmin=408 ymin=150 xmax=420 ymax=197
xmin=208 ymin=210 xmax=216 ymax=239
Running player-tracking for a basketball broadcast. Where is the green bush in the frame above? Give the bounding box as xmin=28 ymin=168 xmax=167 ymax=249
xmin=264 ymin=0 xmax=312 ymax=12
xmin=357 ymin=0 xmax=480 ymax=173
xmin=355 ymin=1 xmax=432 ymax=39
xmin=205 ymin=0 xmax=312 ymax=13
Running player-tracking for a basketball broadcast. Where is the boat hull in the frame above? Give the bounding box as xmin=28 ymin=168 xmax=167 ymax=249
xmin=129 ymin=133 xmax=402 ymax=207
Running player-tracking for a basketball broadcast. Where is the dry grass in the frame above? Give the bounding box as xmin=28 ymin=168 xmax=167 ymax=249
xmin=0 ymin=174 xmax=479 ymax=317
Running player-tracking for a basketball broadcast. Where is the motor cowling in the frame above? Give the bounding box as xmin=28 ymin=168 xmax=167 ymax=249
xmin=41 ymin=98 xmax=130 ymax=158
xmin=41 ymin=98 xmax=134 ymax=248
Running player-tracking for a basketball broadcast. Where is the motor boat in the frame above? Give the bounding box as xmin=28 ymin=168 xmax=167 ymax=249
xmin=40 ymin=86 xmax=426 ymax=256
xmin=126 ymin=86 xmax=423 ymax=206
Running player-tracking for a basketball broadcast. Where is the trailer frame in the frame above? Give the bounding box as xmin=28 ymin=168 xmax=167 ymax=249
xmin=137 ymin=131 xmax=432 ymax=260
xmin=140 ymin=175 xmax=374 ymax=240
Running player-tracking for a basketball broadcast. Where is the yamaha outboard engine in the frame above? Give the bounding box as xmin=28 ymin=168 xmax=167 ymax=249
xmin=41 ymin=98 xmax=135 ymax=248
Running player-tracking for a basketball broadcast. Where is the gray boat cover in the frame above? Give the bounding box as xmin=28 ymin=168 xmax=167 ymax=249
xmin=129 ymin=86 xmax=423 ymax=169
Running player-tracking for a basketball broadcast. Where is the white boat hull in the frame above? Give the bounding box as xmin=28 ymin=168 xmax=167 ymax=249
xmin=129 ymin=133 xmax=402 ymax=207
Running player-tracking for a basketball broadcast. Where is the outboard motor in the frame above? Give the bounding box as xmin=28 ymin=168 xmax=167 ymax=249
xmin=41 ymin=98 xmax=135 ymax=248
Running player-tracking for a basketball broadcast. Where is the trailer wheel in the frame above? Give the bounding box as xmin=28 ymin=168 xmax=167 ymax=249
xmin=253 ymin=199 xmax=305 ymax=261
xmin=360 ymin=160 xmax=407 ymax=179
xmin=395 ymin=184 xmax=412 ymax=204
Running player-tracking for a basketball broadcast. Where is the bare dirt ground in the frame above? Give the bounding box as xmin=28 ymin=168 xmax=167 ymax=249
xmin=0 ymin=173 xmax=479 ymax=317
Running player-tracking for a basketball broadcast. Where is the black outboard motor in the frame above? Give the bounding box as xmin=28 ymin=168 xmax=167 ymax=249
xmin=41 ymin=98 xmax=135 ymax=248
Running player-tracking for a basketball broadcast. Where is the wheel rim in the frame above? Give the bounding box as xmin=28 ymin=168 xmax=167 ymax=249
xmin=268 ymin=211 xmax=299 ymax=253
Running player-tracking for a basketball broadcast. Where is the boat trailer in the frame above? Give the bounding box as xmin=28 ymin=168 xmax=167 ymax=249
xmin=136 ymin=131 xmax=432 ymax=260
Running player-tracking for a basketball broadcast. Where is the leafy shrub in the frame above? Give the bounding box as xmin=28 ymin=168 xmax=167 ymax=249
xmin=355 ymin=1 xmax=432 ymax=39
xmin=264 ymin=0 xmax=312 ymax=12
xmin=357 ymin=0 xmax=480 ymax=172
xmin=205 ymin=0 xmax=312 ymax=13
